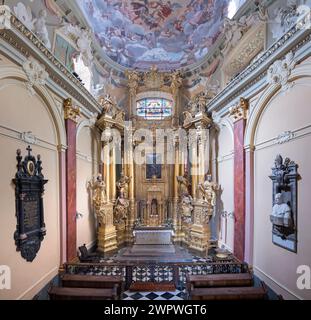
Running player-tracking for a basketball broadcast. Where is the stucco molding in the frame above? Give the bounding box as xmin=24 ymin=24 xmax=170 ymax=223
xmin=0 ymin=13 xmax=100 ymax=115
xmin=0 ymin=65 xmax=66 ymax=147
xmin=244 ymin=61 xmax=311 ymax=147
xmin=0 ymin=124 xmax=58 ymax=152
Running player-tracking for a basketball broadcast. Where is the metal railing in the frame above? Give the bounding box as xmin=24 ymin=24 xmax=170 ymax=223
xmin=64 ymin=259 xmax=249 ymax=290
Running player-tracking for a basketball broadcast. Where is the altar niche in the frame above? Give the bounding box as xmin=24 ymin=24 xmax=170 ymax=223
xmin=12 ymin=146 xmax=48 ymax=262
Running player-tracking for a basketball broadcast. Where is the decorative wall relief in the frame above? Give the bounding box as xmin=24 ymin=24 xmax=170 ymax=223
xmin=0 ymin=5 xmax=11 ymax=30
xmin=12 ymin=146 xmax=48 ymax=262
xmin=22 ymin=56 xmax=49 ymax=95
xmin=267 ymin=51 xmax=297 ymax=93
xmin=269 ymin=155 xmax=298 ymax=252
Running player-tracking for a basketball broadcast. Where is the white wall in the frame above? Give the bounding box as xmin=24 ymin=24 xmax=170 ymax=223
xmin=217 ymin=123 xmax=235 ymax=252
xmin=76 ymin=124 xmax=99 ymax=250
xmin=0 ymin=75 xmax=62 ymax=299
xmin=252 ymin=77 xmax=311 ymax=300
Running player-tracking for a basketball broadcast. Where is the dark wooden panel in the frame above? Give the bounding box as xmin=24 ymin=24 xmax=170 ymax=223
xmin=187 ymin=273 xmax=253 ymax=291
xmin=61 ymin=274 xmax=123 ymax=297
xmin=48 ymin=286 xmax=118 ymax=300
xmin=190 ymin=282 xmax=267 ymax=300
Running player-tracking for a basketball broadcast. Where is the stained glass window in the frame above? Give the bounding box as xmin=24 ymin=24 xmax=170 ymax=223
xmin=136 ymin=98 xmax=173 ymax=120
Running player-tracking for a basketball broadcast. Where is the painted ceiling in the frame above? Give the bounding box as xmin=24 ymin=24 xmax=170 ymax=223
xmin=77 ymin=0 xmax=230 ymax=71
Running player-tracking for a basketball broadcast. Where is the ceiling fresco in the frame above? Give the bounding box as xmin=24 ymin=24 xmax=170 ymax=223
xmin=77 ymin=0 xmax=230 ymax=71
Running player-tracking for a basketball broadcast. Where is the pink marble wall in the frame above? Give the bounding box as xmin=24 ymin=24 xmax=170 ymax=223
xmin=234 ymin=119 xmax=246 ymax=261
xmin=65 ymin=119 xmax=77 ymax=262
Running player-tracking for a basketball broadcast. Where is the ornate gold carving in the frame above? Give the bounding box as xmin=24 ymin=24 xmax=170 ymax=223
xmin=229 ymin=97 xmax=249 ymax=122
xmin=183 ymin=92 xmax=213 ymax=129
xmin=143 ymin=65 xmax=164 ymax=89
xmin=126 ymin=70 xmax=140 ymax=97
xmin=170 ymin=70 xmax=183 ymax=96
xmin=63 ymin=98 xmax=80 ymax=123
xmin=197 ymin=175 xmax=219 ymax=218
xmin=97 ymin=95 xmax=125 ymax=130
xmin=88 ymin=174 xmax=107 ymax=225
xmin=114 ymin=173 xmax=131 ymax=225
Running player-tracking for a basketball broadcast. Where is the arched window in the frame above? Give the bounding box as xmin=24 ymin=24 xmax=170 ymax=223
xmin=136 ymin=97 xmax=173 ymax=120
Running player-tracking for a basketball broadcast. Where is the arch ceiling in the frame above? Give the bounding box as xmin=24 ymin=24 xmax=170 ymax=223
xmin=77 ymin=0 xmax=230 ymax=71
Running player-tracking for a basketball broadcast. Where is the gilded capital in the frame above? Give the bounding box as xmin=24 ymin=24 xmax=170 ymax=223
xmin=229 ymin=97 xmax=249 ymax=122
xmin=64 ymin=98 xmax=80 ymax=123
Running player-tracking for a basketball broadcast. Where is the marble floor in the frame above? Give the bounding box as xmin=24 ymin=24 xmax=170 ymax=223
xmin=122 ymin=290 xmax=187 ymax=300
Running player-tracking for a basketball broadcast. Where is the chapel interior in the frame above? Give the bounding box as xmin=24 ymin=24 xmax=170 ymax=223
xmin=0 ymin=0 xmax=311 ymax=301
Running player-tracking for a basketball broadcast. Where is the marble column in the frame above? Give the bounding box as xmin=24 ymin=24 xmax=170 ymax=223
xmin=63 ymin=98 xmax=80 ymax=262
xmin=58 ymin=145 xmax=67 ymax=265
xmin=230 ymin=98 xmax=249 ymax=262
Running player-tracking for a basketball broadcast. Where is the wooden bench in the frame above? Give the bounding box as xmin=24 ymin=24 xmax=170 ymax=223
xmin=48 ymin=286 xmax=118 ymax=300
xmin=189 ymin=281 xmax=268 ymax=300
xmin=61 ymin=274 xmax=123 ymax=298
xmin=186 ymin=273 xmax=254 ymax=292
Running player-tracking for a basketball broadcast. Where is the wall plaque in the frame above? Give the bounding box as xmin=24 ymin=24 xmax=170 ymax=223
xmin=269 ymin=155 xmax=298 ymax=253
xmin=13 ymin=146 xmax=48 ymax=262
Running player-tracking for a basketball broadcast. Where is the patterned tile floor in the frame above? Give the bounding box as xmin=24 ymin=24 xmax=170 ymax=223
xmin=122 ymin=290 xmax=187 ymax=300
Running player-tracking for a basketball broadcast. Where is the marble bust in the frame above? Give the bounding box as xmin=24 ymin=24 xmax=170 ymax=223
xmin=270 ymin=193 xmax=292 ymax=228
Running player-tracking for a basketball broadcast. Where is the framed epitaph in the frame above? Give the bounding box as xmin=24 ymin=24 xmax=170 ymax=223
xmin=269 ymin=155 xmax=298 ymax=253
xmin=13 ymin=146 xmax=48 ymax=262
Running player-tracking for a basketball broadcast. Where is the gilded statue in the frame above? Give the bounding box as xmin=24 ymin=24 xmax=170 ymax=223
xmin=180 ymin=195 xmax=193 ymax=224
xmin=99 ymin=94 xmax=115 ymax=117
xmin=177 ymin=173 xmax=190 ymax=197
xmin=198 ymin=175 xmax=219 ymax=211
xmin=88 ymin=174 xmax=107 ymax=225
xmin=116 ymin=172 xmax=131 ymax=199
xmin=114 ymin=173 xmax=131 ymax=224
xmin=114 ymin=197 xmax=129 ymax=224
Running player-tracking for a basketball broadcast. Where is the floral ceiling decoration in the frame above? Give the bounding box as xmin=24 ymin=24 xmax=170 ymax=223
xmin=77 ymin=0 xmax=230 ymax=71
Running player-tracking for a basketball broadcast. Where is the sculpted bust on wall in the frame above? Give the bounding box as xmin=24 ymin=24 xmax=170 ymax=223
xmin=270 ymin=193 xmax=292 ymax=228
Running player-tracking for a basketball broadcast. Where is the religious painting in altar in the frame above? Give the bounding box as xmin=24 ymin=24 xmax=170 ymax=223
xmin=146 ymin=153 xmax=162 ymax=179
xmin=137 ymin=98 xmax=172 ymax=120
xmin=53 ymin=32 xmax=79 ymax=72
xmin=77 ymin=0 xmax=230 ymax=70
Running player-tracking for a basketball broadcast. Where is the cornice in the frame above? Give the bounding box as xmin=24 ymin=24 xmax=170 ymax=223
xmin=0 ymin=14 xmax=101 ymax=115
xmin=207 ymin=25 xmax=311 ymax=114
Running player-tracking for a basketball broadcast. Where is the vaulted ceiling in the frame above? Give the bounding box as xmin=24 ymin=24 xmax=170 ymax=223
xmin=77 ymin=0 xmax=230 ymax=71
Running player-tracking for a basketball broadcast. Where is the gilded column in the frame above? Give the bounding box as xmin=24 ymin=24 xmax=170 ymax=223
xmin=189 ymin=131 xmax=198 ymax=200
xmin=110 ymin=145 xmax=116 ymax=202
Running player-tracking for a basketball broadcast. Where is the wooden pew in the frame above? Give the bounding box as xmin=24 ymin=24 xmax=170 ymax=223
xmin=186 ymin=273 xmax=254 ymax=293
xmin=189 ymin=281 xmax=268 ymax=300
xmin=48 ymin=286 xmax=118 ymax=300
xmin=61 ymin=274 xmax=123 ymax=298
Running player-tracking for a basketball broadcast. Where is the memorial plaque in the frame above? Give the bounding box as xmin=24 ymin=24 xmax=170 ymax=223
xmin=269 ymin=155 xmax=299 ymax=253
xmin=13 ymin=146 xmax=48 ymax=262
